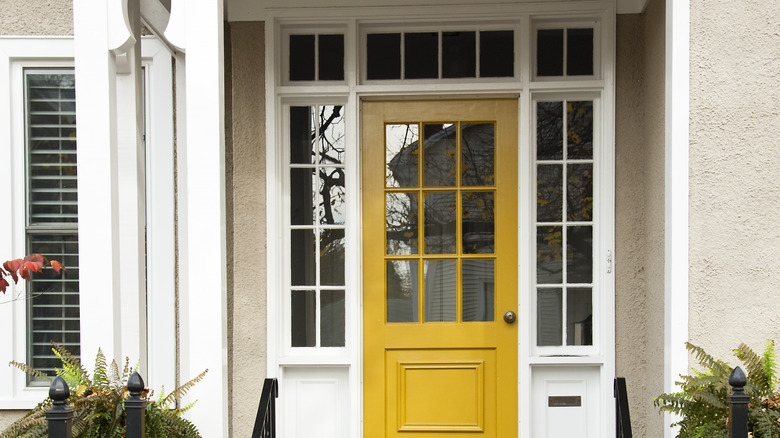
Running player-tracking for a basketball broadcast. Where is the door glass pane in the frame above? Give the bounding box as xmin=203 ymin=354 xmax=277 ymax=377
xmin=537 ymin=226 xmax=563 ymax=284
xmin=461 ymin=123 xmax=495 ymax=186
xmin=387 ymin=260 xmax=419 ymax=322
xmin=567 ymin=226 xmax=592 ymax=283
xmin=442 ymin=31 xmax=476 ymax=78
xmin=567 ymin=101 xmax=593 ymax=159
xmin=537 ymin=29 xmax=563 ymax=76
xmin=291 ymin=290 xmax=316 ymax=346
xmin=537 ymin=164 xmax=562 ymax=222
xmin=320 ymin=229 xmax=345 ymax=286
xmin=423 ymin=123 xmax=456 ymax=187
xmin=537 ymin=288 xmax=562 ymax=346
xmin=567 ymin=163 xmax=593 ymax=221
xmin=567 ymin=288 xmax=592 ymax=346
xmin=321 ymin=290 xmax=345 ymax=346
xmin=319 ymin=167 xmax=346 ymax=225
xmin=536 ymin=101 xmax=563 ymax=160
xmin=290 ymin=106 xmax=315 ymax=164
xmin=424 ymin=260 xmax=457 ymax=322
xmin=462 ymin=191 xmax=494 ymax=254
xmin=290 ymin=168 xmax=315 ymax=225
xmin=405 ymin=32 xmax=438 ymax=79
xmin=291 ymin=229 xmax=316 ymax=285
xmin=424 ymin=192 xmax=456 ymax=254
xmin=386 ymin=124 xmax=419 ymax=187
xmin=462 ymin=260 xmax=494 ymax=322
xmin=367 ymin=33 xmax=401 ymax=80
xmin=566 ymin=29 xmax=594 ymax=76
xmin=479 ymin=30 xmax=514 ymax=78
xmin=319 ymin=105 xmax=346 ymax=165
xmin=386 ymin=192 xmax=418 ymax=255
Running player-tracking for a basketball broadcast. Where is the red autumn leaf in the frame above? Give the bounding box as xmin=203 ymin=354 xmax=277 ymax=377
xmin=50 ymin=260 xmax=65 ymax=274
xmin=25 ymin=261 xmax=43 ymax=273
xmin=0 ymin=278 xmax=8 ymax=294
xmin=25 ymin=254 xmax=45 ymax=264
xmin=19 ymin=268 xmax=30 ymax=281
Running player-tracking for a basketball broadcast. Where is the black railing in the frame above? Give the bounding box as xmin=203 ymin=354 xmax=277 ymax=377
xmin=728 ymin=366 xmax=749 ymax=438
xmin=614 ymin=377 xmax=632 ymax=438
xmin=251 ymin=378 xmax=279 ymax=438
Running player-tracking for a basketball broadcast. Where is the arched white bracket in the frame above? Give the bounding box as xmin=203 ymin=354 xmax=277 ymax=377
xmin=163 ymin=0 xmax=186 ymax=53
xmin=108 ymin=0 xmax=137 ymax=56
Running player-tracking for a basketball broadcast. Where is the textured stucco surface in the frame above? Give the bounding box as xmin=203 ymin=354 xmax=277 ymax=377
xmin=688 ymin=1 xmax=780 ymax=360
xmin=0 ymin=0 xmax=73 ymax=35
xmin=228 ymin=21 xmax=268 ymax=437
xmin=614 ymin=0 xmax=666 ymax=435
xmin=0 ymin=411 xmax=25 ymax=432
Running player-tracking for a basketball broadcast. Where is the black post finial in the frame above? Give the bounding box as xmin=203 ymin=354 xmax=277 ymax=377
xmin=124 ymin=371 xmax=147 ymax=438
xmin=729 ymin=366 xmax=750 ymax=438
xmin=46 ymin=376 xmax=74 ymax=438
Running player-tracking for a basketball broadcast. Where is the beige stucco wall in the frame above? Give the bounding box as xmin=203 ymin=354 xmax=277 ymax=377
xmin=688 ymin=2 xmax=780 ymax=360
xmin=0 ymin=411 xmax=25 ymax=433
xmin=0 ymin=0 xmax=73 ymax=35
xmin=228 ymin=21 xmax=268 ymax=437
xmin=614 ymin=0 xmax=666 ymax=435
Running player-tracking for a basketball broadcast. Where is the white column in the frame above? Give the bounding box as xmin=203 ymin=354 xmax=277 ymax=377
xmin=167 ymin=1 xmax=229 ymax=435
xmin=73 ymin=0 xmax=123 ymax=364
xmin=665 ymin=0 xmax=690 ymax=436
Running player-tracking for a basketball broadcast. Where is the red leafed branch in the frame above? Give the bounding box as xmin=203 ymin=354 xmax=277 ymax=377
xmin=0 ymin=254 xmax=65 ymax=294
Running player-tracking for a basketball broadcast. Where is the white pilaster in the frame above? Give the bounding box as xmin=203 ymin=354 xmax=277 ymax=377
xmin=173 ymin=2 xmax=229 ymax=436
xmin=73 ymin=0 xmax=123 ymax=365
xmin=665 ymin=0 xmax=690 ymax=436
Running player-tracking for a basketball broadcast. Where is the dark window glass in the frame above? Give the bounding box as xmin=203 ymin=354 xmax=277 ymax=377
xmin=537 ymin=226 xmax=563 ymax=284
xmin=480 ymin=31 xmax=514 ymax=77
xmin=291 ymin=229 xmax=316 ymax=286
xmin=318 ymin=34 xmax=345 ymax=80
xmin=405 ymin=32 xmax=438 ymax=79
xmin=290 ymin=168 xmax=315 ymax=225
xmin=290 ymin=106 xmax=314 ymax=164
xmin=537 ymin=29 xmax=563 ymax=76
xmin=321 ymin=290 xmax=345 ymax=346
xmin=291 ymin=291 xmax=316 ymax=346
xmin=567 ymin=28 xmax=594 ymax=76
xmin=367 ymin=33 xmax=401 ymax=80
xmin=536 ymin=101 xmax=563 ymax=160
xmin=442 ymin=31 xmax=476 ymax=78
xmin=567 ymin=226 xmax=592 ymax=284
xmin=537 ymin=288 xmax=562 ymax=346
xmin=289 ymin=35 xmax=315 ymax=81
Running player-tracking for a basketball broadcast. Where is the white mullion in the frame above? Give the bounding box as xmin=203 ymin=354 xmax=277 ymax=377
xmin=314 ymin=35 xmax=320 ymax=82
xmin=314 ymin=104 xmax=322 ymax=348
xmin=400 ymin=33 xmax=406 ymax=80
xmin=561 ymin=98 xmax=569 ymax=347
xmin=437 ymin=31 xmax=442 ymax=79
xmin=475 ymin=31 xmax=481 ymax=78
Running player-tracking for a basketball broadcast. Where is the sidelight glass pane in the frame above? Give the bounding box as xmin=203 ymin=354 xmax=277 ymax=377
xmin=537 ymin=29 xmax=563 ymax=76
xmin=290 ymin=35 xmax=315 ymax=81
xmin=387 ymin=260 xmax=419 ymax=322
xmin=290 ymin=168 xmax=315 ymax=225
xmin=423 ymin=123 xmax=456 ymax=187
xmin=462 ymin=191 xmax=494 ymax=254
xmin=567 ymin=288 xmax=592 ymax=345
xmin=479 ymin=31 xmax=514 ymax=78
xmin=290 ymin=106 xmax=315 ymax=164
xmin=367 ymin=33 xmax=401 ymax=80
xmin=566 ymin=101 xmax=593 ymax=159
xmin=536 ymin=102 xmax=563 ymax=160
xmin=320 ymin=229 xmax=345 ymax=286
xmin=461 ymin=123 xmax=495 ymax=186
xmin=567 ymin=226 xmax=593 ymax=284
xmin=405 ymin=32 xmax=438 ymax=79
xmin=318 ymin=167 xmax=346 ymax=225
xmin=291 ymin=229 xmax=316 ymax=285
xmin=442 ymin=31 xmax=476 ymax=78
xmin=566 ymin=28 xmax=594 ymax=76
xmin=386 ymin=124 xmax=419 ymax=187
xmin=537 ymin=226 xmax=563 ymax=284
xmin=424 ymin=192 xmax=456 ymax=254
xmin=537 ymin=164 xmax=563 ymax=222
xmin=424 ymin=260 xmax=457 ymax=322
xmin=318 ymin=34 xmax=345 ymax=81
xmin=319 ymin=105 xmax=346 ymax=165
xmin=291 ymin=291 xmax=316 ymax=346
xmin=537 ymin=288 xmax=562 ymax=346
xmin=567 ymin=163 xmax=593 ymax=221
xmin=386 ymin=192 xmax=418 ymax=255
xmin=321 ymin=290 xmax=345 ymax=346
xmin=462 ymin=260 xmax=494 ymax=322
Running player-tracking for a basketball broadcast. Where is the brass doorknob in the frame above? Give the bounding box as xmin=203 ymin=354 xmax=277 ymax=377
xmin=503 ymin=311 xmax=517 ymax=324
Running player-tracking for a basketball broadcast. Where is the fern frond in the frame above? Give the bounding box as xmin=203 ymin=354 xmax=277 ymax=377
xmin=49 ymin=341 xmax=88 ymax=382
xmin=7 ymin=360 xmax=51 ymax=383
xmin=687 ymin=342 xmax=731 ymax=377
xmin=161 ymin=369 xmax=208 ymax=407
xmin=109 ymin=358 xmax=120 ymax=386
xmin=735 ymin=342 xmax=773 ymax=397
xmin=764 ymin=340 xmax=778 ymax=391
xmin=92 ymin=347 xmax=109 ymax=389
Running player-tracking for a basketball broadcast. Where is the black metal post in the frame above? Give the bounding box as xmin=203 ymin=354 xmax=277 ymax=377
xmin=729 ymin=366 xmax=749 ymax=438
xmin=46 ymin=376 xmax=73 ymax=438
xmin=614 ymin=377 xmax=633 ymax=438
xmin=124 ymin=371 xmax=147 ymax=438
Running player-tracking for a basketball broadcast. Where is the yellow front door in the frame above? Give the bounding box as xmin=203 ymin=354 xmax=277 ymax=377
xmin=363 ymin=100 xmax=518 ymax=437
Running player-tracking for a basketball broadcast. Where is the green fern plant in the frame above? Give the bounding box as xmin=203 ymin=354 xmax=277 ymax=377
xmin=655 ymin=340 xmax=780 ymax=438
xmin=1 ymin=342 xmax=207 ymax=438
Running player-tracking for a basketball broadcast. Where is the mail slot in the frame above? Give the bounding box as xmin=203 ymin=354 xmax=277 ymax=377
xmin=548 ymin=396 xmax=582 ymax=407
